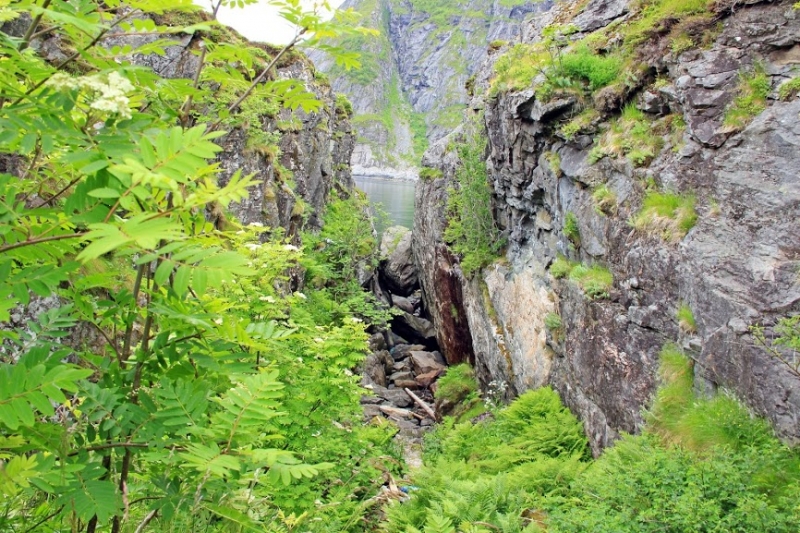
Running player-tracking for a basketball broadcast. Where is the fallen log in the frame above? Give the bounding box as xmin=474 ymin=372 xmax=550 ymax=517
xmin=404 ymin=388 xmax=436 ymax=419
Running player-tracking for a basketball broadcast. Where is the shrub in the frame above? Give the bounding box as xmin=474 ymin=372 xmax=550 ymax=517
xmin=564 ymin=212 xmax=581 ymax=246
xmin=569 ymin=263 xmax=614 ymax=299
xmin=443 ymin=124 xmax=504 ymax=276
xmin=724 ymin=64 xmax=770 ymax=131
xmin=677 ymin=302 xmax=697 ymax=333
xmin=334 ymin=93 xmax=353 ymax=116
xmin=631 ymin=191 xmax=697 ymax=242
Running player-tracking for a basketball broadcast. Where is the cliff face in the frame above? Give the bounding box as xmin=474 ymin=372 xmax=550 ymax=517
xmin=415 ymin=0 xmax=800 ymax=453
xmin=103 ymin=16 xmax=356 ymax=235
xmin=309 ymin=0 xmax=544 ymax=176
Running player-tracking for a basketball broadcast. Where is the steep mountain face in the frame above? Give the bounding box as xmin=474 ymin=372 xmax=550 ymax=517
xmin=414 ymin=0 xmax=800 ymax=454
xmin=309 ymin=0 xmax=545 ymax=176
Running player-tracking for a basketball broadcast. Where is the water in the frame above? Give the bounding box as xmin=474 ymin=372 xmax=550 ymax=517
xmin=354 ymin=175 xmax=416 ymax=233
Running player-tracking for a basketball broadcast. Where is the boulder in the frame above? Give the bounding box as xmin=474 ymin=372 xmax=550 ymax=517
xmin=371 ymin=385 xmax=413 ymax=408
xmin=361 ymin=353 xmax=386 ymax=387
xmin=415 ymin=369 xmax=443 ymax=388
xmin=410 ymin=351 xmax=446 ymax=376
xmin=380 ymin=226 xmax=418 ymax=296
xmin=368 ymin=332 xmax=387 ymax=352
xmin=389 ymin=343 xmax=426 ymax=361
xmin=391 ymin=312 xmax=438 ymax=349
xmin=391 ymin=294 xmax=415 ymax=314
xmin=389 ymin=371 xmax=414 ymax=382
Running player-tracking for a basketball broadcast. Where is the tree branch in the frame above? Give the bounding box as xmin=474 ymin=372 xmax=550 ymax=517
xmin=208 ymin=28 xmax=308 ymax=132
xmin=19 ymin=0 xmax=53 ymax=52
xmin=0 ymin=232 xmax=87 ymax=255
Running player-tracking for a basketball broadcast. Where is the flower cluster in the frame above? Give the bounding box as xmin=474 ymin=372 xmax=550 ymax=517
xmin=47 ymin=71 xmax=135 ymax=119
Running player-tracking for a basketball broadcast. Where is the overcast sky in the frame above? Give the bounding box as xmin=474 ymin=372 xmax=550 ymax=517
xmin=199 ymin=1 xmax=346 ymax=45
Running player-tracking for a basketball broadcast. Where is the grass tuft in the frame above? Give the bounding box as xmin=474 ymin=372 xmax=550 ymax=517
xmin=676 ymin=302 xmax=697 ymax=333
xmin=778 ymin=76 xmax=800 ymax=101
xmin=723 ymin=64 xmax=770 ymax=132
xmin=592 ymin=184 xmax=617 ymax=215
xmin=631 ymin=191 xmax=697 ymax=242
xmin=569 ymin=264 xmax=614 ymax=299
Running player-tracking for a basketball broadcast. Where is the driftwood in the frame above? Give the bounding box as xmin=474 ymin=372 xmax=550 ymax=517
xmin=379 ymin=405 xmax=424 ymax=420
xmin=404 ymin=388 xmax=436 ymax=419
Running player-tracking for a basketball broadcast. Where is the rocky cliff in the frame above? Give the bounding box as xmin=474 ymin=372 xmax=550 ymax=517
xmin=309 ymin=0 xmax=545 ymax=176
xmin=414 ymin=0 xmax=800 ymax=454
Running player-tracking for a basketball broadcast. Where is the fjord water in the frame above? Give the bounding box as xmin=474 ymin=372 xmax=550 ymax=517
xmin=354 ymin=175 xmax=416 ymax=233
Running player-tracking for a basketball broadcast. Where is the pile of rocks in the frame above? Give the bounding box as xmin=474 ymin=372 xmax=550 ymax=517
xmin=361 ymin=333 xmax=446 ymax=437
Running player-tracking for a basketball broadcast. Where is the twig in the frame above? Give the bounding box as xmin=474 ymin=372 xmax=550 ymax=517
xmin=19 ymin=0 xmax=53 ymax=51
xmin=0 ymin=231 xmax=87 ymax=255
xmin=403 ymin=388 xmax=436 ymax=419
xmin=134 ymin=510 xmax=158 ymax=533
xmin=22 ymin=505 xmax=63 ymax=533
xmin=207 ymin=27 xmax=308 ymax=132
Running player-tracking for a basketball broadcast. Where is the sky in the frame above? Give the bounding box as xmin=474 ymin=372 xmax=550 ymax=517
xmin=198 ymin=1 xmax=346 ymax=45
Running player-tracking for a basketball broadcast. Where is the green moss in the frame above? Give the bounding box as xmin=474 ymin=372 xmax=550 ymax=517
xmin=724 ymin=64 xmax=770 ymax=132
xmin=568 ymin=263 xmax=613 ymax=299
xmin=334 ymin=93 xmax=353 ymax=117
xmin=632 ymin=191 xmax=697 ymax=243
xmin=560 ymin=108 xmax=599 ymax=140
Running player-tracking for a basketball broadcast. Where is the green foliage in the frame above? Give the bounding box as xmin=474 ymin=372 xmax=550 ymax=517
xmin=419 ymin=167 xmax=444 ymax=180
xmin=335 ymin=92 xmax=354 ymax=116
xmin=544 ymin=312 xmax=563 ymax=331
xmin=589 ymin=104 xmax=664 ymax=166
xmin=563 ymin=212 xmax=581 ymax=247
xmin=631 ymin=191 xmax=698 ymax=242
xmin=544 ymin=150 xmax=562 ymax=176
xmin=752 ymin=314 xmax=800 ymax=378
xmin=559 ymin=44 xmax=623 ymax=90
xmin=391 ymin=347 xmax=800 ymax=533
xmin=549 ymin=256 xmax=577 ymax=279
xmin=591 ymin=184 xmax=617 ymax=215
xmin=560 ymin=109 xmax=599 ymax=140
xmin=568 ymin=263 xmax=614 ymax=299
xmin=436 ymin=364 xmax=479 ymax=405
xmin=386 ymin=388 xmax=589 ymax=532
xmin=443 ymin=123 xmax=504 ymax=277
xmin=724 ymin=64 xmax=771 ymax=131
xmin=0 ymin=1 xmax=392 ymax=531
xmin=677 ymin=302 xmax=697 ymax=333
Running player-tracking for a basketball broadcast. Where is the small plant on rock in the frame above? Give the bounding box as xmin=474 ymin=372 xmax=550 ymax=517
xmin=550 ymin=255 xmax=577 ymax=279
xmin=778 ymin=76 xmax=800 ymax=101
xmin=723 ymin=64 xmax=770 ymax=132
xmin=564 ymin=212 xmax=581 ymax=247
xmin=631 ymin=191 xmax=697 ymax=243
xmin=590 ymin=104 xmax=664 ymax=166
xmin=592 ymin=184 xmax=618 ymax=215
xmin=569 ymin=263 xmax=614 ymax=299
xmin=677 ymin=302 xmax=697 ymax=333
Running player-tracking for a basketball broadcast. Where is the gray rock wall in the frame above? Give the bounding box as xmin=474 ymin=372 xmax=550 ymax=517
xmin=414 ymin=0 xmax=800 ymax=454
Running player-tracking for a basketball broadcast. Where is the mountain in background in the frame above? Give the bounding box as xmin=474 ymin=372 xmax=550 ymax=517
xmin=308 ymin=0 xmax=548 ymax=178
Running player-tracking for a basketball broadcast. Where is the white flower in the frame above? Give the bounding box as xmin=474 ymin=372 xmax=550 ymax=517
xmin=294 ymin=292 xmax=307 ymax=299
xmin=214 ymin=318 xmax=223 ymax=325
xmin=244 ymin=243 xmax=261 ymax=250
xmin=258 ymin=295 xmax=275 ymax=303
xmin=314 ymin=337 xmax=324 ymax=343
xmin=283 ymin=244 xmax=299 ymax=252
xmin=350 ymin=317 xmax=363 ymax=323
xmin=249 ymin=222 xmax=264 ymax=227
xmin=343 ymin=369 xmax=353 ymax=377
